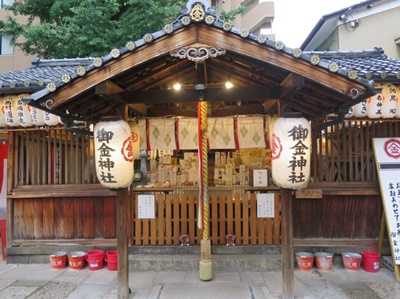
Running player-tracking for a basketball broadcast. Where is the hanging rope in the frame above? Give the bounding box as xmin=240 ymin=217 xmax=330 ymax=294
xmin=200 ymin=101 xmax=209 ymax=240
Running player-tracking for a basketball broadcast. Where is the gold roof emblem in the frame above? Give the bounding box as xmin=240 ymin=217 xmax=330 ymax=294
xmin=190 ymin=4 xmax=205 ymax=22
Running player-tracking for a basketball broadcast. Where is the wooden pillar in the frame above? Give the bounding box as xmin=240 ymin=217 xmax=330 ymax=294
xmin=117 ymin=188 xmax=129 ymax=299
xmin=281 ymin=188 xmax=294 ymax=299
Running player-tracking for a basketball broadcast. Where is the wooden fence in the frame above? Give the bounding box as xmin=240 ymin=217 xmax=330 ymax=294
xmin=312 ymin=120 xmax=400 ymax=182
xmin=131 ymin=191 xmax=281 ymax=246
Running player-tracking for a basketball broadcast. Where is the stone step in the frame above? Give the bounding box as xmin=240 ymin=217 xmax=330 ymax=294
xmin=128 ymin=253 xmax=283 ymax=272
xmin=6 ymin=244 xmax=346 ymax=271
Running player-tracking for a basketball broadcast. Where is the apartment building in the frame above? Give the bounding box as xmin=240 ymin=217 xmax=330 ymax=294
xmin=211 ymin=0 xmax=275 ymax=38
xmin=0 ymin=0 xmax=35 ymax=73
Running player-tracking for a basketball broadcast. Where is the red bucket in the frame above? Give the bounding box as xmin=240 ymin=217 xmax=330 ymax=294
xmin=105 ymin=250 xmax=118 ymax=271
xmin=68 ymin=251 xmax=86 ymax=270
xmin=362 ymin=245 xmax=381 ymax=273
xmin=315 ymin=252 xmax=333 ymax=271
xmin=50 ymin=251 xmax=68 ymax=270
xmin=295 ymin=252 xmax=314 ymax=271
xmin=85 ymin=250 xmax=105 ymax=271
xmin=342 ymin=252 xmax=361 ymax=271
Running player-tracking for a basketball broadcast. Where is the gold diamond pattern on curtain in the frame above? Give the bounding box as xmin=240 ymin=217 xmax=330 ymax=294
xmin=208 ymin=117 xmax=236 ymax=149
xmin=237 ymin=116 xmax=266 ymax=149
xmin=178 ymin=117 xmax=198 ymax=150
xmin=149 ymin=118 xmax=177 ymax=151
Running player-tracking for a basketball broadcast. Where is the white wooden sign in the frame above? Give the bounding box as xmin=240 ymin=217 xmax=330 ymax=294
xmin=138 ymin=194 xmax=155 ymax=219
xmin=257 ymin=193 xmax=274 ymax=218
xmin=373 ymin=138 xmax=400 ymax=265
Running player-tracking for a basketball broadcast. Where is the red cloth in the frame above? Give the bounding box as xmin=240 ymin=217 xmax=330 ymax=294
xmin=0 ymin=144 xmax=7 ymax=194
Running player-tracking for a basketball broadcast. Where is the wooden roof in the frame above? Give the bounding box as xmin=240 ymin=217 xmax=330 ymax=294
xmin=18 ymin=0 xmax=377 ymax=126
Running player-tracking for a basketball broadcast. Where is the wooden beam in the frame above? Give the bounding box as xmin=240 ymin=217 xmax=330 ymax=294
xmin=263 ymin=99 xmax=278 ymax=114
xmin=278 ymin=74 xmax=305 ymax=113
xmin=127 ymin=86 xmax=281 ymax=104
xmin=117 ymin=188 xmax=129 ymax=299
xmin=280 ymin=74 xmax=305 ymax=99
xmin=146 ymin=103 xmax=266 ymax=117
xmin=281 ymin=188 xmax=294 ymax=299
xmin=295 ymin=189 xmax=322 ymax=199
xmin=127 ymin=104 xmax=148 ymax=116
xmin=95 ymin=81 xmax=126 ymax=104
xmin=95 ymin=80 xmax=124 ymax=95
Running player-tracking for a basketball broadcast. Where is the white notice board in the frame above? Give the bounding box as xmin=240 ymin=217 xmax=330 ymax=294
xmin=257 ymin=193 xmax=274 ymax=218
xmin=138 ymin=194 xmax=155 ymax=219
xmin=373 ymin=138 xmax=400 ymax=265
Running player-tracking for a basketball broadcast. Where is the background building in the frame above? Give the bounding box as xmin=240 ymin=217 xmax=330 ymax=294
xmin=0 ymin=0 xmax=35 ymax=73
xmin=302 ymin=0 xmax=400 ymax=58
xmin=212 ymin=0 xmax=275 ymax=38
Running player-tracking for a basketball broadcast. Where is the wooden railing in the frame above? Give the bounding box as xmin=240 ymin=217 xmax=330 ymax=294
xmin=131 ymin=191 xmax=281 ymax=246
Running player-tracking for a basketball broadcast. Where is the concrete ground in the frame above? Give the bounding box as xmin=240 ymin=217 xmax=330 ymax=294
xmin=0 ymin=258 xmax=399 ymax=299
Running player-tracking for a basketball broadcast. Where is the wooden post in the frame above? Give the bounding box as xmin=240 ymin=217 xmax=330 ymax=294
xmin=281 ymin=188 xmax=294 ymax=299
xmin=117 ymin=188 xmax=129 ymax=299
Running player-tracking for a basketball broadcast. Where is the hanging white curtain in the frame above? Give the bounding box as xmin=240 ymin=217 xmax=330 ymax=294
xmin=177 ymin=117 xmax=198 ymax=150
xmin=149 ymin=118 xmax=176 ymax=151
xmin=237 ymin=116 xmax=266 ymax=148
xmin=208 ymin=117 xmax=236 ymax=149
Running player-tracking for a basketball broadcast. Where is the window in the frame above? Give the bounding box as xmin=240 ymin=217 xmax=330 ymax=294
xmin=1 ymin=0 xmax=14 ymax=9
xmin=0 ymin=35 xmax=13 ymax=55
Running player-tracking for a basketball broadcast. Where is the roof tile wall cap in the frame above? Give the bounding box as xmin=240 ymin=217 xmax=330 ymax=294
xmin=31 ymin=57 xmax=95 ymax=68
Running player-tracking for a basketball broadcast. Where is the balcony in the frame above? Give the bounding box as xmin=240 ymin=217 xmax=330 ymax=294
xmin=241 ymin=1 xmax=274 ymax=34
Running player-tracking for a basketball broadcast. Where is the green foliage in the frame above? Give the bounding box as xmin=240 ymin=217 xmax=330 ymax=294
xmin=0 ymin=0 xmax=246 ymax=59
xmin=0 ymin=0 xmax=186 ymax=58
xmin=220 ymin=5 xmax=248 ymax=23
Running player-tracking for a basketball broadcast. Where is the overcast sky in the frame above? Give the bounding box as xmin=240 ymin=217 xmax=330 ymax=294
xmin=272 ymin=0 xmax=362 ymax=47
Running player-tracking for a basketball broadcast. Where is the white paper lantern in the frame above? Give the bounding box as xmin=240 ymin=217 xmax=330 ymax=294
xmin=17 ymin=94 xmax=33 ymax=127
xmin=397 ymin=86 xmax=400 ymax=118
xmin=381 ymin=83 xmax=398 ymax=118
xmin=4 ymin=95 xmax=19 ymax=127
xmin=129 ymin=121 xmax=141 ymax=160
xmin=31 ymin=107 xmax=46 ymax=126
xmin=367 ymin=84 xmax=383 ymax=119
xmin=345 ymin=106 xmax=354 ymax=118
xmin=0 ymin=96 xmax=6 ymax=127
xmin=44 ymin=111 xmax=60 ymax=126
xmin=353 ymin=100 xmax=368 ymax=118
xmin=271 ymin=114 xmax=311 ymax=190
xmin=94 ymin=117 xmax=134 ymax=189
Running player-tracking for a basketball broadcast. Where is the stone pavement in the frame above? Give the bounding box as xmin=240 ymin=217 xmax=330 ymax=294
xmin=0 ymin=258 xmax=400 ymax=299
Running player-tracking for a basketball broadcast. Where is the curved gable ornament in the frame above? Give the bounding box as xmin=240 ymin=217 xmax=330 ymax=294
xmin=170 ymin=47 xmax=226 ymax=65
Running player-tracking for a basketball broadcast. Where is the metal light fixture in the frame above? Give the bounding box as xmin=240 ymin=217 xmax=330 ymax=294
xmin=173 ymin=82 xmax=181 ymax=90
xmin=225 ymin=80 xmax=233 ymax=89
xmin=271 ymin=113 xmax=311 ymax=190
xmin=94 ymin=116 xmax=134 ymax=190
